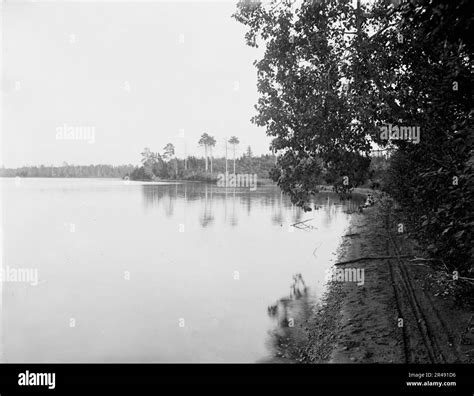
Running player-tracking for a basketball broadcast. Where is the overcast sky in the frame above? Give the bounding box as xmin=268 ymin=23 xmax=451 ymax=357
xmin=1 ymin=0 xmax=271 ymax=167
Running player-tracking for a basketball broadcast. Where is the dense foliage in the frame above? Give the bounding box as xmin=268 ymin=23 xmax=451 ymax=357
xmin=234 ymin=0 xmax=473 ymax=274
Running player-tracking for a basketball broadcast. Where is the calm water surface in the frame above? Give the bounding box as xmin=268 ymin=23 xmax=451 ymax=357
xmin=0 ymin=178 xmax=363 ymax=362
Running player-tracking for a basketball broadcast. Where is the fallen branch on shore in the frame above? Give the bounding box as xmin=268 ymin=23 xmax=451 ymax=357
xmin=334 ymin=255 xmax=412 ymax=266
xmin=408 ymin=263 xmax=432 ymax=268
xmin=408 ymin=257 xmax=438 ymax=262
xmin=343 ymin=233 xmax=360 ymax=237
xmin=334 ymin=256 xmax=474 ymax=283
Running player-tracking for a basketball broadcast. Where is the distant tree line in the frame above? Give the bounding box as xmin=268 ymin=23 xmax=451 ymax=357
xmin=0 ymin=164 xmax=137 ymax=178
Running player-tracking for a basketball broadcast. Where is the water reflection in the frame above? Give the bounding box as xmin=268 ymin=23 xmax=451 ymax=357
xmin=265 ymin=274 xmax=314 ymax=362
xmin=1 ymin=178 xmax=366 ymax=362
xmin=200 ymin=186 xmax=214 ymax=228
xmin=141 ymin=183 xmax=365 ymax=229
xmin=97 ymin=182 xmax=365 ymax=362
xmin=267 ymin=274 xmax=307 ymax=326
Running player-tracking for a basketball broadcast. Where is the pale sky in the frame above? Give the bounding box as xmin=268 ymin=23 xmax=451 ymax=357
xmin=1 ymin=0 xmax=271 ymax=167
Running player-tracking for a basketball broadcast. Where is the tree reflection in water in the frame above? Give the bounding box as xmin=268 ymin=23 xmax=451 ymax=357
xmin=265 ymin=274 xmax=316 ymax=363
xmin=140 ymin=183 xmax=364 ymax=231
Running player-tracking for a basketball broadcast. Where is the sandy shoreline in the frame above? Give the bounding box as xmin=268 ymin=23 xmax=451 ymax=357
xmin=309 ymin=195 xmax=473 ymax=363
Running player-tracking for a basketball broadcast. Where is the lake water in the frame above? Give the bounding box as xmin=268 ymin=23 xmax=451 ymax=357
xmin=0 ymin=178 xmax=364 ymax=362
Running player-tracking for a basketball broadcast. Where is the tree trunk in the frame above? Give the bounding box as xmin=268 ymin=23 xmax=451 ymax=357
xmin=233 ymin=146 xmax=236 ymax=174
xmin=225 ymin=141 xmax=228 ymax=175
xmin=184 ymin=142 xmax=187 ymax=171
xmin=210 ymin=147 xmax=213 ymax=174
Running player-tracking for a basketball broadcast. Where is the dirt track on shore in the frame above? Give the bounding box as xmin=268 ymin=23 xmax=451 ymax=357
xmin=312 ymin=197 xmax=473 ymax=363
xmin=270 ymin=194 xmax=474 ymax=364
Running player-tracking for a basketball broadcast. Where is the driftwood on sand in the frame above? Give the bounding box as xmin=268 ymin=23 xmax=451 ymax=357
xmin=334 ymin=255 xmax=442 ymax=266
xmin=334 ymin=255 xmax=413 ymax=266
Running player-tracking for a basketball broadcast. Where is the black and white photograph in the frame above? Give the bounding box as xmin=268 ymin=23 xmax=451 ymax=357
xmin=0 ymin=0 xmax=472 ymax=392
